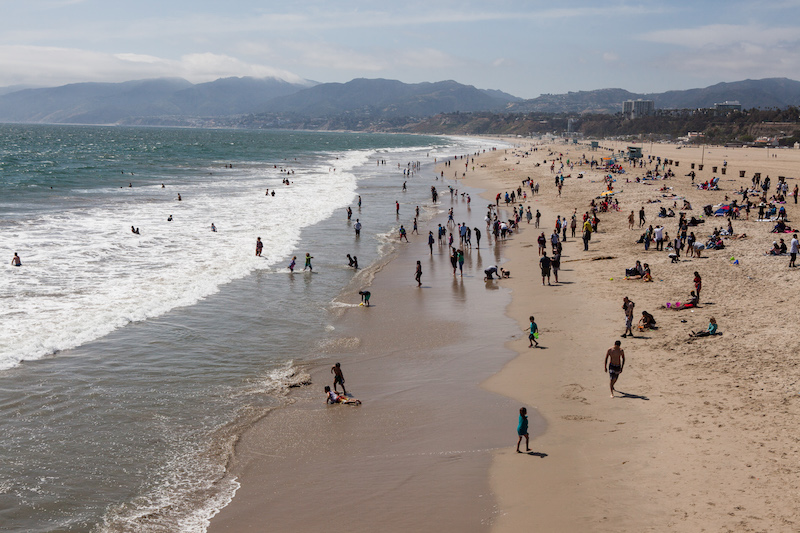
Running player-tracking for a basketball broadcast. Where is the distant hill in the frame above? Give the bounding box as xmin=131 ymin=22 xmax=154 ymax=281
xmin=508 ymin=78 xmax=800 ymax=114
xmin=259 ymin=78 xmax=515 ymax=117
xmin=0 ymin=76 xmax=797 ymax=126
xmin=0 ymin=77 xmax=314 ymax=124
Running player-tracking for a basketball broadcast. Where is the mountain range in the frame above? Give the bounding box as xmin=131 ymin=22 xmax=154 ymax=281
xmin=0 ymin=77 xmax=797 ymax=126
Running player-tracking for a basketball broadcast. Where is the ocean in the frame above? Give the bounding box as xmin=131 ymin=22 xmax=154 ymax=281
xmin=0 ymin=124 xmax=494 ymax=532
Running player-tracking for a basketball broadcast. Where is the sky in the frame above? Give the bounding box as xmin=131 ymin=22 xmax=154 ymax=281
xmin=1 ymin=0 xmax=799 ymax=98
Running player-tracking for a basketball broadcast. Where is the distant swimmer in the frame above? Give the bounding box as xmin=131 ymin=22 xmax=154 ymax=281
xmin=162 ymin=183 xmax=165 ymax=188
xmin=358 ymin=290 xmax=371 ymax=306
xmin=266 ymin=189 xmax=269 ymax=196
xmin=604 ymin=340 xmax=626 ymax=398
xmin=131 ymin=226 xmax=140 ymax=235
xmin=11 ymin=253 xmax=21 ymax=267
xmin=177 ymin=194 xmax=182 ymax=201
xmin=255 ymin=237 xmax=263 ymax=257
xmin=331 ymin=362 xmax=347 ymax=394
xmin=347 ymin=254 xmax=355 ymax=267
xmin=353 ymin=256 xmax=358 ymax=269
xmin=167 ymin=215 xmax=173 ymax=221
xmin=211 ymin=223 xmax=217 ymax=232
xmin=304 ymin=253 xmax=313 ymax=271
xmin=289 ymin=256 xmax=296 ymax=272
xmin=129 ymin=183 xmax=132 ymax=188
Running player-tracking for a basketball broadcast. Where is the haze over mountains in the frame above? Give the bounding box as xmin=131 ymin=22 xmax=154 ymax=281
xmin=0 ymin=76 xmax=797 ymax=126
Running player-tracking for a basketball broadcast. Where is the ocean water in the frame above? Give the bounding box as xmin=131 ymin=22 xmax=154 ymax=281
xmin=0 ymin=124 xmax=495 ymax=532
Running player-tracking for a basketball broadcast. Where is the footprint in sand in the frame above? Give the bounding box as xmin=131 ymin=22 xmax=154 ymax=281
xmin=561 ymin=383 xmax=589 ymax=404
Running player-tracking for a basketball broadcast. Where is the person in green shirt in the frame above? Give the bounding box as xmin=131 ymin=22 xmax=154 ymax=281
xmin=528 ymin=316 xmax=539 ymax=348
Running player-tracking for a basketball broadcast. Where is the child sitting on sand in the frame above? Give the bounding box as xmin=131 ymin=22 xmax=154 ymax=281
xmin=690 ymin=317 xmax=718 ymax=337
xmin=666 ymin=291 xmax=700 ymax=310
xmin=325 ymin=386 xmax=361 ymax=405
xmin=638 ymin=311 xmax=657 ymax=330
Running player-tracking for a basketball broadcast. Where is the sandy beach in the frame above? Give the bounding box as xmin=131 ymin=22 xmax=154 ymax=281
xmin=210 ymin=139 xmax=800 ymax=532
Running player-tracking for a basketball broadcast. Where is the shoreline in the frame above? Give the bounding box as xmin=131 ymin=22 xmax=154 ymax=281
xmin=208 ymin=149 xmax=531 ymax=532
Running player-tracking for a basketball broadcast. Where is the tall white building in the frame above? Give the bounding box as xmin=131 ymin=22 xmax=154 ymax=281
xmin=623 ymin=99 xmax=655 ymax=119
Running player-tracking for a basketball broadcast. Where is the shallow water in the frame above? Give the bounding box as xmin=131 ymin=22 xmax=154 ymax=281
xmin=0 ymin=124 xmax=496 ymax=531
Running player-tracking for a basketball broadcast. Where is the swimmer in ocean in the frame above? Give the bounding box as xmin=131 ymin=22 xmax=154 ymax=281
xmin=11 ymin=253 xmax=21 ymax=267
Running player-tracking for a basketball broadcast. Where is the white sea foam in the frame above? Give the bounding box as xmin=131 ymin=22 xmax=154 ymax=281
xmin=0 ymin=150 xmax=373 ymax=370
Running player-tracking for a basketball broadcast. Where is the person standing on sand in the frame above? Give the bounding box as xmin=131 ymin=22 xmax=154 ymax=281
xmin=331 ymin=362 xmax=347 ymax=395
xmin=516 ymin=407 xmax=530 ymax=453
xmin=693 ymin=271 xmax=702 ymax=300
xmin=639 ymin=206 xmax=646 ymax=228
xmin=535 ymin=210 xmax=541 ymax=228
xmin=540 ymin=251 xmax=552 ymax=286
xmin=474 ymin=227 xmax=481 ymax=249
xmin=790 ymin=234 xmax=799 ymax=267
xmin=415 ymin=261 xmax=422 ymax=286
xmin=428 ymin=231 xmax=435 ymax=254
xmin=628 ymin=211 xmax=635 ymax=230
xmin=605 ymin=340 xmax=625 ymax=398
xmin=528 ymin=316 xmax=539 ymax=348
xmin=622 ymin=296 xmax=635 ymax=338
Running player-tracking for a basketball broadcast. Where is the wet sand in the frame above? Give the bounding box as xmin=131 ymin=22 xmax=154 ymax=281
xmin=211 ymin=140 xmax=800 ymax=532
xmin=208 ymin=176 xmax=536 ymax=532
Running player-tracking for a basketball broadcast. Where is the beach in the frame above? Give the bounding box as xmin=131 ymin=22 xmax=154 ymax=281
xmin=211 ymin=139 xmax=800 ymax=532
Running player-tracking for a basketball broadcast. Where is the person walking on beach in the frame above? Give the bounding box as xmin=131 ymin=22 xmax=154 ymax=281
xmin=516 ymin=407 xmax=530 ymax=453
xmin=604 ymin=340 xmax=625 ymax=398
xmin=428 ymin=231 xmax=435 ymax=255
xmin=354 ymin=219 xmax=361 ymax=237
xmin=331 ymin=362 xmax=347 ymax=395
xmin=11 ymin=253 xmax=21 ymax=267
xmin=535 ymin=210 xmax=541 ymax=228
xmin=528 ymin=316 xmax=539 ymax=348
xmin=399 ymin=225 xmax=409 ymax=242
xmin=304 ymin=253 xmax=313 ymax=271
xmin=255 ymin=237 xmax=263 ymax=257
xmin=622 ymin=297 xmax=635 ymax=338
xmin=628 ymin=211 xmax=635 ymax=230
xmin=415 ymin=260 xmax=422 ymax=286
xmin=638 ymin=206 xmax=646 ymax=228
xmin=582 ymin=218 xmax=592 ymax=251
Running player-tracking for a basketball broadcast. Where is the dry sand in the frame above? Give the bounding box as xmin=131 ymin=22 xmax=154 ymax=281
xmin=470 ymin=140 xmax=800 ymax=533
xmin=210 ymin=139 xmax=800 ymax=533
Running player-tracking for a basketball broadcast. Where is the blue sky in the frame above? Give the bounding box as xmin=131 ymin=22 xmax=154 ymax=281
xmin=1 ymin=0 xmax=799 ymax=98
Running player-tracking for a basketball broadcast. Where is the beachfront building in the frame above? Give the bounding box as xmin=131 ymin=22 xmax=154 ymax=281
xmin=714 ymin=100 xmax=742 ymax=113
xmin=623 ymin=99 xmax=655 ymax=119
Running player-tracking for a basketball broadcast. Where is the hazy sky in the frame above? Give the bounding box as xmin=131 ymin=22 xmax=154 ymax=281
xmin=1 ymin=0 xmax=799 ymax=98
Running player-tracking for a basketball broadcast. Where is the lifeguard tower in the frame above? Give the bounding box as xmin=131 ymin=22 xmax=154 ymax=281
xmin=626 ymin=146 xmax=643 ymax=161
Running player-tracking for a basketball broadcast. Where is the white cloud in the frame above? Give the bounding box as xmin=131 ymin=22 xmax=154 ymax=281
xmin=0 ymin=45 xmax=307 ymax=87
xmin=602 ymin=52 xmax=619 ymax=62
xmin=638 ymin=23 xmax=800 ymax=78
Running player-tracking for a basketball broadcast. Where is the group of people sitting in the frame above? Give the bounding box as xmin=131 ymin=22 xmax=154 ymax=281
xmin=625 ymin=260 xmax=652 ymax=282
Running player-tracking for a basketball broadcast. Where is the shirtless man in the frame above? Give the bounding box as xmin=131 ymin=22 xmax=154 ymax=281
xmin=331 ymin=362 xmax=347 ymax=394
xmin=604 ymin=340 xmax=626 ymax=397
xmin=11 ymin=253 xmax=21 ymax=267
